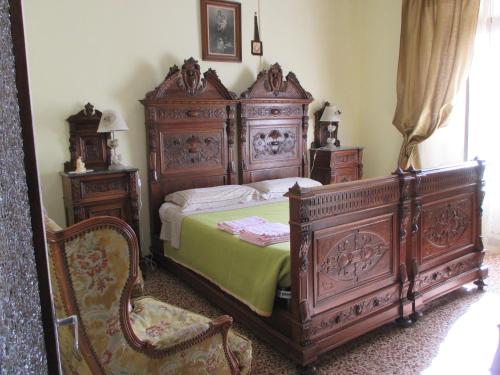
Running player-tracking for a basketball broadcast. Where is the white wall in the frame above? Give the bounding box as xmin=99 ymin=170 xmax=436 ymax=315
xmin=24 ymin=0 xmax=362 ymax=252
xmin=419 ymin=88 xmax=467 ymax=168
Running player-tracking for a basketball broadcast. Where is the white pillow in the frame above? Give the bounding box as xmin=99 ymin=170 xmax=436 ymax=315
xmin=246 ymin=177 xmax=322 ymax=200
xmin=165 ymin=185 xmax=261 ymax=212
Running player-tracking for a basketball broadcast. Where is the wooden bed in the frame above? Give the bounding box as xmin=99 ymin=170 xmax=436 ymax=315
xmin=141 ymin=58 xmax=488 ymax=372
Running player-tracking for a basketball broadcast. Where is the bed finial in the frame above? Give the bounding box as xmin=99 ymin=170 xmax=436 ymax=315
xmin=289 ymin=182 xmax=303 ymax=195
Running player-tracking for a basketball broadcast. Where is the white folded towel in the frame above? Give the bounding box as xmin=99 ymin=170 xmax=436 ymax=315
xmin=217 ymin=216 xmax=268 ymax=234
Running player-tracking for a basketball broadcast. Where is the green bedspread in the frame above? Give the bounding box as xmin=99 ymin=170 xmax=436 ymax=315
xmin=164 ymin=200 xmax=290 ymax=317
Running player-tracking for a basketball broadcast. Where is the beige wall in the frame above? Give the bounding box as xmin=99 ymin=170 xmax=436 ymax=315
xmin=26 ymin=0 xmax=466 ymax=253
xmin=355 ymin=0 xmax=403 ymax=178
xmin=24 ymin=0 xmax=362 ymax=252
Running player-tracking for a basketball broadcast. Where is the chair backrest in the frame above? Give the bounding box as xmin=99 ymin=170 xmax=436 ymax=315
xmin=46 ymin=216 xmax=144 ymax=374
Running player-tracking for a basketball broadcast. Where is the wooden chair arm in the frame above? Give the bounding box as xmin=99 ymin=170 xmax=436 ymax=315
xmin=134 ymin=314 xmax=240 ymax=374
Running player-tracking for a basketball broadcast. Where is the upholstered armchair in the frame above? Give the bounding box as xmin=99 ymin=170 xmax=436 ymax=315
xmin=45 ymin=216 xmax=252 ymax=374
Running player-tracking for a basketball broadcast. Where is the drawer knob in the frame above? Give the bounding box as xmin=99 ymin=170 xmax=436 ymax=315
xmin=270 ymin=108 xmax=281 ymax=115
xmin=186 ymin=110 xmax=200 ymax=118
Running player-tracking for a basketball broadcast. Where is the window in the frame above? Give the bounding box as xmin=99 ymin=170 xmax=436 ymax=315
xmin=466 ymin=0 xmax=500 ymax=249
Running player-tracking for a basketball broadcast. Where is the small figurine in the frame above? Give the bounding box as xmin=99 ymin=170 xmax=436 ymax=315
xmin=75 ymin=156 xmax=87 ymax=173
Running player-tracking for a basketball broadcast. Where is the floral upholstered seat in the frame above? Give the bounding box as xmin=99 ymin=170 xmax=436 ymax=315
xmin=45 ymin=215 xmax=252 ymax=374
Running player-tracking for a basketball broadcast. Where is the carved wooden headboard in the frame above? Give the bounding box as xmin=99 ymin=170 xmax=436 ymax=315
xmin=141 ymin=58 xmax=237 ymax=238
xmin=239 ymin=63 xmax=313 ymax=184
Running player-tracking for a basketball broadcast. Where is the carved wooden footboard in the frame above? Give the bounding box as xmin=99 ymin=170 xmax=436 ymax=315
xmin=285 ymin=160 xmax=487 ymax=366
xmin=287 ymin=174 xmax=410 ymax=364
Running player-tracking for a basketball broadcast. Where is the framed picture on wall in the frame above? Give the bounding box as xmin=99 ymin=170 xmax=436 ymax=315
xmin=201 ymin=0 xmax=242 ymax=62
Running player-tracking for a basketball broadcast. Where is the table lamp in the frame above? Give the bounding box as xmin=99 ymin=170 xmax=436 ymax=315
xmin=320 ymin=105 xmax=341 ymax=148
xmin=97 ymin=110 xmax=128 ymax=170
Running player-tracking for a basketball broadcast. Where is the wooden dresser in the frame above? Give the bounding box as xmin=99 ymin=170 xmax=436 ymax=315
xmin=309 ymin=146 xmax=363 ymax=184
xmin=60 ymin=168 xmax=140 ymax=242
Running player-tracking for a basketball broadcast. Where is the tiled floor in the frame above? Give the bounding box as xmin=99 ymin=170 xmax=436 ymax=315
xmin=144 ymin=252 xmax=500 ymax=374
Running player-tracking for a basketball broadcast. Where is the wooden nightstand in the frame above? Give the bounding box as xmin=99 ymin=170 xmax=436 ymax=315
xmin=60 ymin=168 xmax=140 ymax=243
xmin=310 ymin=146 xmax=363 ymax=184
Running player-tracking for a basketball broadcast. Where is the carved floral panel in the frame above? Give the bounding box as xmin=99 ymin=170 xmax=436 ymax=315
xmin=160 ymin=131 xmax=223 ymax=172
xmin=250 ymin=126 xmax=298 ymax=162
xmin=305 ymin=287 xmax=398 ymax=339
xmin=242 ymin=105 xmax=302 ymax=119
xmin=414 ymin=254 xmax=479 ymax=291
xmin=422 ymin=197 xmax=473 ymax=259
xmin=315 ymin=218 xmax=393 ymax=302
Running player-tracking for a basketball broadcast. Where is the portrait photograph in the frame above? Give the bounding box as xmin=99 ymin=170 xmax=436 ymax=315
xmin=251 ymin=40 xmax=263 ymax=56
xmin=201 ymin=0 xmax=241 ymax=62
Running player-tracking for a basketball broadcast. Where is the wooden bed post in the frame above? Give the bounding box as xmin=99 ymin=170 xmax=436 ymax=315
xmin=302 ymin=103 xmax=309 ymax=177
xmin=237 ymin=103 xmax=248 ymax=183
xmin=474 ymin=158 xmax=488 ymax=290
xmin=408 ymin=166 xmax=424 ymax=319
xmin=226 ymin=104 xmax=237 ymax=184
xmin=395 ymin=168 xmax=414 ymax=325
xmin=288 ymin=183 xmax=311 ymax=326
xmin=287 ymin=183 xmax=319 ymax=367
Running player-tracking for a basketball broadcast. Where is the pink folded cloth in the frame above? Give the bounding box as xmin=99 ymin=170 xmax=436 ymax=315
xmin=217 ymin=216 xmax=268 ymax=235
xmin=239 ymin=234 xmax=289 ymax=246
xmin=239 ymin=222 xmax=290 ymax=246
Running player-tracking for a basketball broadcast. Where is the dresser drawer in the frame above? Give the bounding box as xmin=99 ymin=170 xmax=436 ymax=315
xmin=79 ymin=176 xmax=129 ymax=200
xmin=61 ymin=168 xmax=141 ymax=253
xmin=334 ymin=167 xmax=358 ymax=183
xmin=147 ymin=105 xmax=227 ymax=123
xmin=331 ymin=150 xmax=359 ymax=167
xmin=86 ymin=201 xmax=130 ymax=221
xmin=310 ymin=147 xmax=363 ymax=185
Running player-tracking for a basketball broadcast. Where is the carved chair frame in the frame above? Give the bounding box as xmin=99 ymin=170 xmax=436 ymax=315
xmin=47 ymin=216 xmax=240 ymax=374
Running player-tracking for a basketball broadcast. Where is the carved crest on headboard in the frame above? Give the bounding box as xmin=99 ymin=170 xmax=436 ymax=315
xmin=176 ymin=58 xmax=207 ymax=96
xmin=264 ymin=63 xmax=287 ymax=96
xmin=144 ymin=57 xmax=236 ymax=100
xmin=241 ymin=62 xmax=312 ymax=99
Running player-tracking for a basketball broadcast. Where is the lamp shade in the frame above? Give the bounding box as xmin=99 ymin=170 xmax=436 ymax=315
xmin=320 ymin=105 xmax=341 ymax=122
xmin=97 ymin=110 xmax=128 ymax=133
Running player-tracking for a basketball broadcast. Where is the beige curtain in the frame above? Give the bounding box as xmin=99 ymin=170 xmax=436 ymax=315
xmin=393 ymin=0 xmax=480 ymax=169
